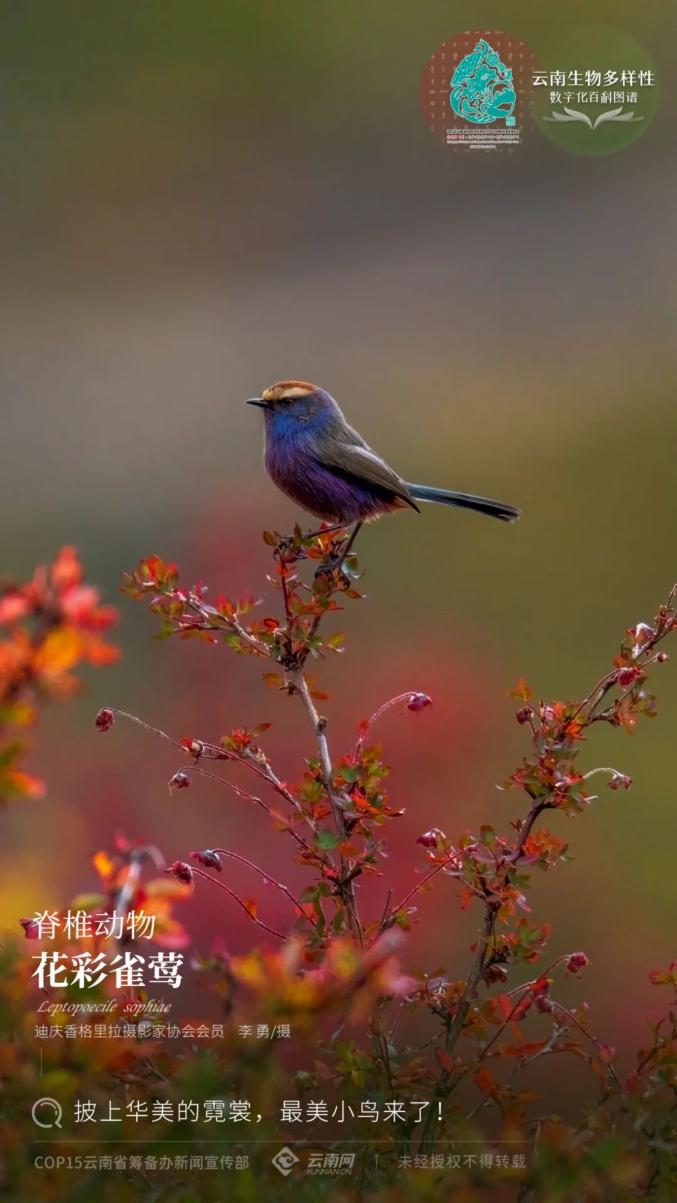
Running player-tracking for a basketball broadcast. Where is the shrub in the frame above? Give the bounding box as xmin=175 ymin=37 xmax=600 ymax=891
xmin=1 ymin=532 xmax=675 ymax=1201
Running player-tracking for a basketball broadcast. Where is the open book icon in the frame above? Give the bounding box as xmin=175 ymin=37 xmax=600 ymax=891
xmin=543 ymin=105 xmax=644 ymax=130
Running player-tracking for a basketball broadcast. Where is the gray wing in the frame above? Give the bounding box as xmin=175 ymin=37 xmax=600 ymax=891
xmin=319 ymin=423 xmax=418 ymax=509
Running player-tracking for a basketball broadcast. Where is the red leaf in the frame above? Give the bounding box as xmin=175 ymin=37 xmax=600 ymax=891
xmin=473 ymin=1068 xmax=498 ymax=1095
xmin=508 ymin=677 xmax=533 ymax=702
xmin=435 ymin=1048 xmax=455 ymax=1074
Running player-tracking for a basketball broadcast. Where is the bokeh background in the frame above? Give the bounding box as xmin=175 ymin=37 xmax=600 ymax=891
xmin=2 ymin=0 xmax=676 ymax=1112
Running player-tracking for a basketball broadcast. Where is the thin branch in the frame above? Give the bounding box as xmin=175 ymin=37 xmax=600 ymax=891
xmin=182 ymin=763 xmax=314 ymax=855
xmin=188 ymin=596 xmax=269 ymax=657
xmin=445 ymin=902 xmax=498 ymax=1055
xmin=581 ymin=766 xmax=626 ymax=782
xmin=513 ymin=799 xmax=554 ymax=860
xmin=211 ymin=848 xmax=303 ymax=912
xmin=187 ymin=864 xmax=286 ymax=940
xmin=551 ymin=1001 xmax=624 ymax=1093
xmin=383 ymin=856 xmax=480 ymax=929
xmin=110 ymin=707 xmax=318 ymax=845
xmin=351 ymin=691 xmax=428 ymax=762
xmin=377 ymin=889 xmax=393 ymax=933
xmin=251 ymin=754 xmax=318 ymax=835
xmin=293 ymin=671 xmax=362 ymax=943
xmin=108 ymin=708 xmax=185 ymax=752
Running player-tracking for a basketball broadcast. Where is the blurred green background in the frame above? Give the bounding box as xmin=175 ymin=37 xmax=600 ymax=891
xmin=2 ymin=0 xmax=676 ymax=1098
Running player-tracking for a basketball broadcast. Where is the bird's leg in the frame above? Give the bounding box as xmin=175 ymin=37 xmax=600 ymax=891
xmin=278 ymin=522 xmax=349 ymax=560
xmin=315 ymin=521 xmax=363 ymax=581
xmin=304 ymin=521 xmax=350 ymax=541
xmin=336 ymin=521 xmax=363 ymax=568
xmin=275 ymin=522 xmax=347 ymax=567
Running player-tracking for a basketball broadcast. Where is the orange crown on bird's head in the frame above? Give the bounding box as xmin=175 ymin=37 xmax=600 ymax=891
xmin=261 ymin=380 xmax=317 ymax=402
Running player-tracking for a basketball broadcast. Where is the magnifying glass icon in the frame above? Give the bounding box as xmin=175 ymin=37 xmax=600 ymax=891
xmin=31 ymin=1097 xmax=63 ymax=1128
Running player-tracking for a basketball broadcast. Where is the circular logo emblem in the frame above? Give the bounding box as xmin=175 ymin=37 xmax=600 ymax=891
xmin=420 ymin=30 xmax=538 ymax=151
xmin=421 ymin=27 xmax=657 ymax=157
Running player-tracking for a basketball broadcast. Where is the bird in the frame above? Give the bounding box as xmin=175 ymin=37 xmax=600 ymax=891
xmin=247 ymin=380 xmax=519 ymax=538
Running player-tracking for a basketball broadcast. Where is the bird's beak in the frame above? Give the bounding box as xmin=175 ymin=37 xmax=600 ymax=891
xmin=246 ymin=397 xmax=268 ymax=409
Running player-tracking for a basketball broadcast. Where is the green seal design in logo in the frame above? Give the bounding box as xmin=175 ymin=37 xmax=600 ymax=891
xmin=420 ymin=30 xmax=538 ymax=151
xmin=450 ymin=38 xmax=516 ymax=125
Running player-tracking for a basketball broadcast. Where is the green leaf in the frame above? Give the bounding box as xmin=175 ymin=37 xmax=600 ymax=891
xmin=315 ymin=829 xmax=339 ymax=851
xmin=393 ymin=909 xmax=411 ymax=930
xmin=337 ymin=764 xmax=361 ymax=784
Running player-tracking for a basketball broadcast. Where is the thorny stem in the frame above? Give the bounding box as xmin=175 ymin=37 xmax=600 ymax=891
xmin=188 ymin=596 xmax=268 ymax=658
xmin=551 ymin=1000 xmax=624 ymax=1093
xmin=381 ymin=856 xmax=485 ymax=932
xmin=504 ymin=954 xmax=573 ymax=998
xmin=299 ymin=524 xmax=361 ymax=663
xmin=514 ymin=800 xmax=554 ymax=859
xmin=351 ymin=691 xmax=427 ymax=763
xmin=181 ymin=762 xmax=270 ymax=815
xmin=251 ymin=751 xmax=317 ymax=835
xmin=184 ymin=763 xmax=314 ymax=854
xmin=108 ymin=709 xmax=318 ymax=854
xmin=474 ymin=983 xmax=549 ymax=1066
xmin=108 ymin=708 xmax=185 ymax=753
xmin=445 ymin=904 xmax=498 ymax=1056
xmin=581 ymin=766 xmax=625 ymax=782
xmin=418 ymin=902 xmax=497 ymax=1152
xmin=128 ymin=549 xmax=677 ymax=1170
xmin=377 ymin=889 xmax=393 ymax=932
xmin=183 ymin=864 xmax=286 ymax=940
xmin=294 ymin=672 xmax=363 ymax=944
xmin=275 ymin=551 xmax=297 ymax=664
xmin=211 ymin=848 xmax=303 ymax=913
xmin=422 ymin=588 xmax=677 ymax=1148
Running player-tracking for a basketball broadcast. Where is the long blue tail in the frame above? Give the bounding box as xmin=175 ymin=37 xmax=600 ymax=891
xmin=407 ymin=483 xmax=520 ymax=523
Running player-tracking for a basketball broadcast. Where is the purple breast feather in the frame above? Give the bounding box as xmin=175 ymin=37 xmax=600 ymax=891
xmin=266 ymin=439 xmax=397 ymax=522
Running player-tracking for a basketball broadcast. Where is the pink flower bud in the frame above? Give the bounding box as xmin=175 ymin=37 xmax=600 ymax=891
xmin=20 ymin=917 xmax=39 ymax=939
xmin=566 ymin=951 xmax=589 ymax=974
xmin=515 ymin=706 xmax=533 ymax=725
xmin=167 ymin=860 xmax=193 ymax=885
xmin=535 ymin=992 xmax=553 ymax=1013
xmin=169 ymin=771 xmax=191 ymax=793
xmin=95 ymin=707 xmax=114 ymax=732
xmin=618 ymin=666 xmax=641 ymax=687
xmin=407 ymin=693 xmax=432 ymax=712
xmin=181 ymin=738 xmax=204 ymax=758
xmin=657 ymin=652 xmax=669 ymax=663
xmin=608 ymin=773 xmax=632 ymax=791
xmin=416 ymin=827 xmax=446 ymax=849
xmin=191 ymin=849 xmax=222 ymax=871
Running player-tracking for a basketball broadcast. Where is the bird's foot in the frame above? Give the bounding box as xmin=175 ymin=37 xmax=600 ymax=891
xmin=313 ymin=538 xmax=361 ymax=590
xmin=274 ymin=524 xmax=346 ymax=563
xmin=275 ymin=534 xmax=304 ymax=561
xmin=304 ymin=526 xmax=353 ymax=553
xmin=313 ymin=559 xmax=353 ymax=592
